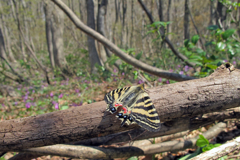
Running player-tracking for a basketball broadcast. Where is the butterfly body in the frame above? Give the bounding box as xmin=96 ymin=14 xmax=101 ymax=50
xmin=104 ymin=84 xmax=161 ymax=132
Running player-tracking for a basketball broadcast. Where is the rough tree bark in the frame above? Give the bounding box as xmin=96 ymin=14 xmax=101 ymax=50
xmin=0 ymin=63 xmax=240 ymax=151
xmin=52 ymin=0 xmax=194 ymax=81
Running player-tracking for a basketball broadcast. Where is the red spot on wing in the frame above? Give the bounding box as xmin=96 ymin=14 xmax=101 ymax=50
xmin=122 ymin=107 xmax=128 ymax=114
xmin=114 ymin=103 xmax=122 ymax=107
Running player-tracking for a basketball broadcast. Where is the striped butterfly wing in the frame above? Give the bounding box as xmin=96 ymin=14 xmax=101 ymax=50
xmin=130 ymin=92 xmax=161 ymax=132
xmin=116 ymin=92 xmax=161 ymax=132
xmin=104 ymin=84 xmax=145 ymax=114
xmin=104 ymin=86 xmax=131 ymax=114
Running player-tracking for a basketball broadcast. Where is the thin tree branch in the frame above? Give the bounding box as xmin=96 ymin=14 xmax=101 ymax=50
xmin=50 ymin=0 xmax=195 ymax=81
xmin=137 ymin=0 xmax=196 ymax=67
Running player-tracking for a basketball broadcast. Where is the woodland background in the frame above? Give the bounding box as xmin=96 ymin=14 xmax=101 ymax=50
xmin=1 ymin=0 xmax=240 ymax=159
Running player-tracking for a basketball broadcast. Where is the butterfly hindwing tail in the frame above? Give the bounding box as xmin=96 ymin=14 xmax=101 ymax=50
xmin=130 ymin=92 xmax=161 ymax=132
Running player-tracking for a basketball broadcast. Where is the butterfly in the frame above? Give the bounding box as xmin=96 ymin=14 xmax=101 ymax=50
xmin=104 ymin=84 xmax=161 ymax=132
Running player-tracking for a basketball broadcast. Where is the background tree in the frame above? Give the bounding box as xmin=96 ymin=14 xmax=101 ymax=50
xmin=86 ymin=0 xmax=102 ymax=74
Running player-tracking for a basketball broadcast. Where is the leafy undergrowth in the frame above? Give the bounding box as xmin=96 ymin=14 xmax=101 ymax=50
xmin=0 ymin=75 xmax=125 ymax=120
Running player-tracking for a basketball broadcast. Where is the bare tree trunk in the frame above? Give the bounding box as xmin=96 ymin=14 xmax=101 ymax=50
xmin=120 ymin=0 xmax=127 ymax=48
xmin=86 ymin=0 xmax=102 ymax=74
xmin=20 ymin=0 xmax=29 ymax=44
xmin=184 ymin=0 xmax=190 ymax=40
xmin=44 ymin=1 xmax=55 ymax=69
xmin=130 ymin=0 xmax=134 ymax=47
xmin=0 ymin=28 xmax=8 ymax=62
xmin=12 ymin=0 xmax=27 ymax=62
xmin=216 ymin=1 xmax=226 ymax=29
xmin=141 ymin=9 xmax=146 ymax=52
xmin=209 ymin=0 xmax=215 ymax=25
xmin=112 ymin=0 xmax=120 ymax=44
xmin=78 ymin=0 xmax=83 ymax=20
xmin=187 ymin=3 xmax=206 ymax=50
xmin=158 ymin=0 xmax=164 ymax=22
xmin=237 ymin=0 xmax=240 ymax=37
xmin=167 ymin=0 xmax=172 ymax=40
xmin=3 ymin=26 xmax=16 ymax=62
xmin=0 ymin=2 xmax=16 ymax=63
xmin=52 ymin=4 xmax=71 ymax=76
xmin=97 ymin=0 xmax=111 ymax=58
xmin=157 ymin=0 xmax=166 ymax=48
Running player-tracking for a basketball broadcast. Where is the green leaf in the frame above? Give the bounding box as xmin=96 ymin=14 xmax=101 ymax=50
xmin=87 ymin=99 xmax=92 ymax=104
xmin=36 ymin=110 xmax=45 ymax=115
xmin=206 ymin=64 xmax=218 ymax=69
xmin=61 ymin=106 xmax=69 ymax=110
xmin=191 ymin=35 xmax=199 ymax=45
xmin=127 ymin=156 xmax=138 ymax=160
xmin=189 ymin=55 xmax=203 ymax=60
xmin=218 ymin=155 xmax=228 ymax=160
xmin=196 ymin=135 xmax=209 ymax=147
xmin=135 ymin=52 xmax=143 ymax=60
xmin=202 ymin=143 xmax=221 ymax=152
xmin=216 ymin=42 xmax=226 ymax=51
xmin=143 ymin=73 xmax=151 ymax=81
xmin=196 ymin=48 xmax=206 ymax=56
xmin=185 ymin=51 xmax=192 ymax=56
xmin=202 ymin=145 xmax=213 ymax=152
xmin=187 ymin=60 xmax=203 ymax=66
xmin=133 ymin=71 xmax=138 ymax=80
xmin=184 ymin=39 xmax=190 ymax=47
xmin=213 ymin=143 xmax=221 ymax=148
xmin=222 ymin=29 xmax=235 ymax=40
xmin=207 ymin=25 xmax=218 ymax=30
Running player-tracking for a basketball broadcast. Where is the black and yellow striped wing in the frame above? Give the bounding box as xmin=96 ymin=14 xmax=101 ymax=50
xmin=116 ymin=92 xmax=161 ymax=132
xmin=104 ymin=84 xmax=144 ymax=114
xmin=104 ymin=86 xmax=131 ymax=113
xmin=105 ymin=84 xmax=161 ymax=132
xmin=130 ymin=92 xmax=161 ymax=132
